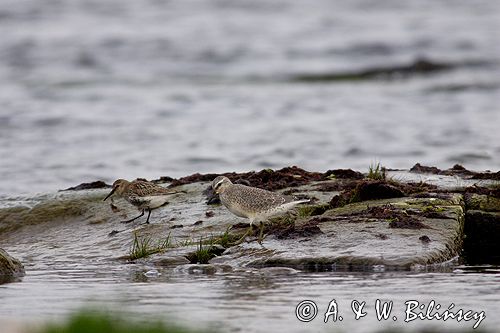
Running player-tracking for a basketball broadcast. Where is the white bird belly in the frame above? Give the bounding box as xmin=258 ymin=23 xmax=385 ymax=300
xmin=142 ymin=195 xmax=170 ymax=209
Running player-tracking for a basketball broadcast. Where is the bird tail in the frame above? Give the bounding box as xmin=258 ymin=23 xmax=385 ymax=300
xmin=280 ymin=199 xmax=310 ymax=211
xmin=162 ymin=189 xmax=187 ymax=195
xmin=292 ymin=199 xmax=310 ymax=205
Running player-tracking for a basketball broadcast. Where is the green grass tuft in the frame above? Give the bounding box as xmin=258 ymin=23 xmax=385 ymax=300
xmin=367 ymin=162 xmax=386 ymax=180
xmin=194 ymin=238 xmax=216 ymax=264
xmin=129 ymin=232 xmax=173 ymax=260
xmin=210 ymin=228 xmax=239 ymax=248
xmin=176 ymin=238 xmax=194 ymax=247
xmin=38 ymin=310 xmax=206 ymax=333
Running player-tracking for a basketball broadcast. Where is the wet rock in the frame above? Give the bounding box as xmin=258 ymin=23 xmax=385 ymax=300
xmin=186 ymin=244 xmax=225 ymax=264
xmin=170 ymin=166 xmax=324 ymax=191
xmin=375 ymin=233 xmax=388 ymax=240
xmin=410 ymin=163 xmax=441 ymax=174
xmin=471 ymin=171 xmax=500 ymax=181
xmin=213 ymin=193 xmax=465 ymax=271
xmin=330 ymin=180 xmax=405 ymax=208
xmin=185 ymin=264 xmax=217 ymax=275
xmin=273 ymin=218 xmax=324 ymax=239
xmin=419 ymin=235 xmax=431 ymax=243
xmin=389 ymin=217 xmax=429 ymax=229
xmin=296 ymin=203 xmax=331 ymax=217
xmin=0 ymin=196 xmax=90 ymax=234
xmin=2 ymin=167 xmax=498 ymax=273
xmin=362 ymin=205 xmax=430 ymax=229
xmin=465 ymin=186 xmax=500 ymax=198
xmin=313 ymin=180 xmax=353 ymax=192
xmin=324 ymin=169 xmax=364 ymax=179
xmin=108 ymin=230 xmax=120 ymax=237
xmin=152 ymin=256 xmax=190 ymax=267
xmin=463 ymin=210 xmax=500 ymax=264
xmin=168 ymin=173 xmax=220 ymax=188
xmin=465 ymin=193 xmax=500 ymax=211
xmin=230 ymin=222 xmax=251 ymax=230
xmin=204 ymin=186 xmax=220 ymax=204
xmin=288 ymin=58 xmax=459 ymax=82
xmin=110 ymin=203 xmax=120 ymax=213
xmin=356 ymin=181 xmax=405 ymax=201
xmin=62 ymin=181 xmax=111 ymax=191
xmin=441 ymin=164 xmax=475 ymax=176
xmin=152 ymin=176 xmax=175 ymax=183
xmin=0 ymin=248 xmax=24 ymax=283
xmin=410 ymin=163 xmax=500 ymax=181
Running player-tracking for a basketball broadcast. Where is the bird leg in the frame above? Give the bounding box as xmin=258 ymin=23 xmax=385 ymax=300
xmin=121 ymin=209 xmax=145 ymax=223
xmin=235 ymin=223 xmax=256 ymax=244
xmin=257 ymin=221 xmax=268 ymax=245
xmin=236 ymin=227 xmax=251 ymax=244
xmin=144 ymin=209 xmax=152 ymax=224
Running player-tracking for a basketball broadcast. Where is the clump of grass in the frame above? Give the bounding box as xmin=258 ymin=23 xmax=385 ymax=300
xmin=195 ymin=238 xmax=215 ymax=264
xmin=187 ymin=237 xmax=219 ymax=264
xmin=367 ymin=162 xmax=386 ymax=180
xmin=210 ymin=227 xmax=239 ymax=248
xmin=176 ymin=238 xmax=194 ymax=247
xmin=129 ymin=232 xmax=172 ymax=260
xmin=39 ymin=309 xmax=205 ymax=333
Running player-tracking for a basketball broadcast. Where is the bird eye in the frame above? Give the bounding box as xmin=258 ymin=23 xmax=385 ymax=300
xmin=213 ymin=179 xmax=224 ymax=190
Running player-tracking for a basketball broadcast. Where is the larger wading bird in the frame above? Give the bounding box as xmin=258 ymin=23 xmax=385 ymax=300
xmin=104 ymin=179 xmax=181 ymax=224
xmin=211 ymin=176 xmax=309 ymax=242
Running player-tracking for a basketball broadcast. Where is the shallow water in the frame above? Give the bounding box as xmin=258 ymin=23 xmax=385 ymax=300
xmin=1 ymin=1 xmax=500 ymax=332
xmin=0 ymin=0 xmax=499 ymax=195
xmin=1 ymin=260 xmax=499 ymax=333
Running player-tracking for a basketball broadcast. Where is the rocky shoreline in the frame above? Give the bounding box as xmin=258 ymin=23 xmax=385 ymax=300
xmin=0 ymin=164 xmax=499 ymax=283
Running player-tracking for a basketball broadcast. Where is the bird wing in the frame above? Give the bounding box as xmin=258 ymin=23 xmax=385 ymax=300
xmin=129 ymin=180 xmax=178 ymax=196
xmin=226 ymin=184 xmax=288 ymax=212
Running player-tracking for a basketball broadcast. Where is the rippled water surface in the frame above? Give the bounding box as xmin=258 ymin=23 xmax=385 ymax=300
xmin=1 ymin=258 xmax=500 ymax=333
xmin=1 ymin=1 xmax=500 ymax=332
xmin=0 ymin=0 xmax=499 ymax=195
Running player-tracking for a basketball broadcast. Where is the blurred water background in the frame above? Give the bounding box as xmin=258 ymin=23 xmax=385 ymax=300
xmin=0 ymin=0 xmax=499 ymax=195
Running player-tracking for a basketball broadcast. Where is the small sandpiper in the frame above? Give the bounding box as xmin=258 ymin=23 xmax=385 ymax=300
xmin=104 ymin=179 xmax=181 ymax=224
xmin=211 ymin=176 xmax=309 ymax=241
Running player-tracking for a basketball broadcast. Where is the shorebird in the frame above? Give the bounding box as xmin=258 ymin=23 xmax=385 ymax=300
xmin=103 ymin=179 xmax=181 ymax=224
xmin=211 ymin=176 xmax=309 ymax=242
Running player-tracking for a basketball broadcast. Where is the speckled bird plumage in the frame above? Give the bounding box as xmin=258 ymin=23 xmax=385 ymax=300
xmin=104 ymin=178 xmax=180 ymax=223
xmin=211 ymin=176 xmax=308 ymax=224
xmin=111 ymin=179 xmax=177 ymax=209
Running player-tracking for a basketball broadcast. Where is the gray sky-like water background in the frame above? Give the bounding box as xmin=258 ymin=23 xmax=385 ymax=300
xmin=0 ymin=0 xmax=499 ymax=195
xmin=1 ymin=1 xmax=500 ymax=333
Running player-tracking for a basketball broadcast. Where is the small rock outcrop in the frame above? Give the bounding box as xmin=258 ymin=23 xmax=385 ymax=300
xmin=0 ymin=248 xmax=24 ymax=283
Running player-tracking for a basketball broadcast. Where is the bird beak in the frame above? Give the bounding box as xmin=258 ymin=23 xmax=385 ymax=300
xmin=103 ymin=186 xmax=117 ymax=201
